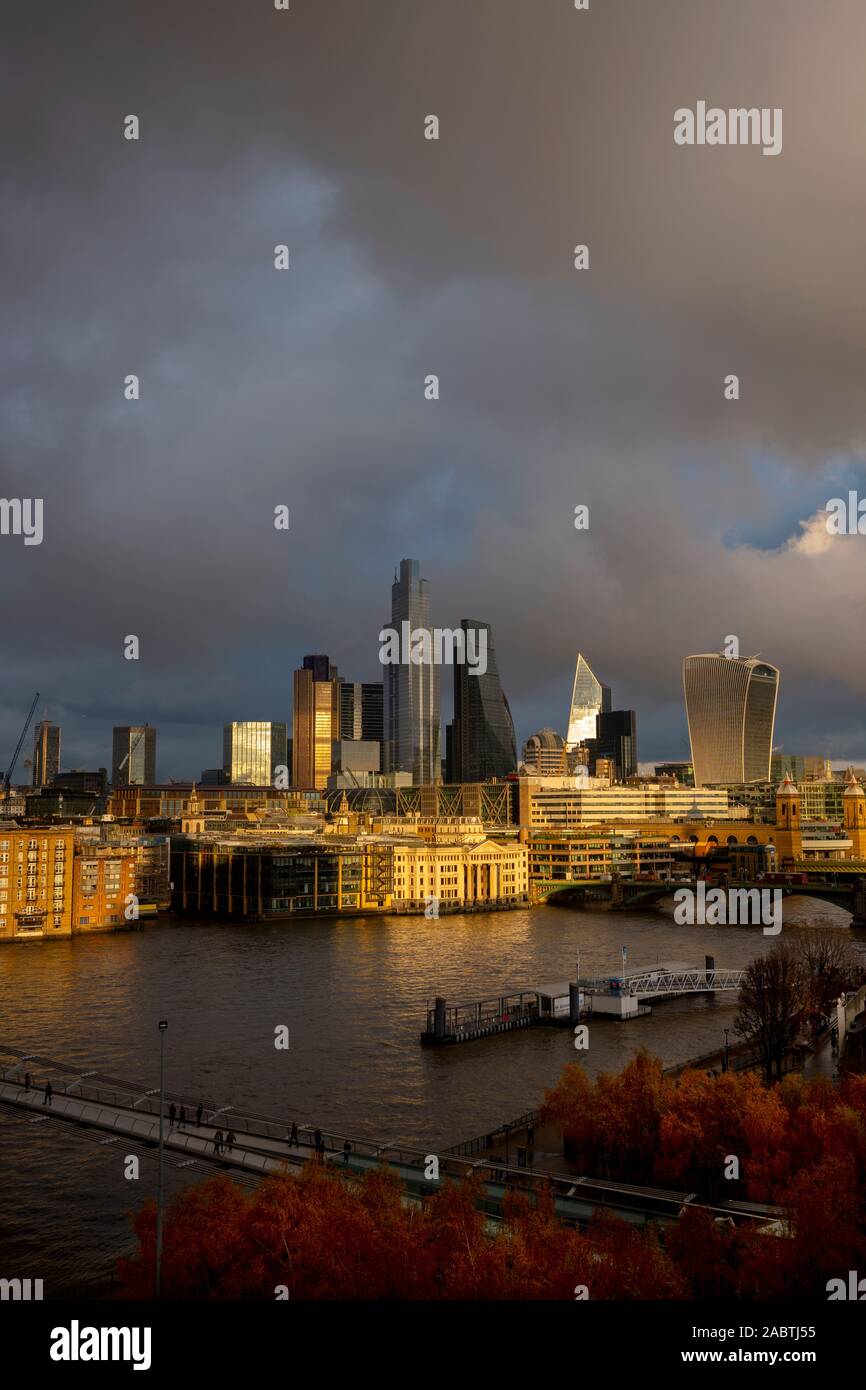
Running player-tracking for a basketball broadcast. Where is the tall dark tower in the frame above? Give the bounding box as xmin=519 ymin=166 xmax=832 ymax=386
xmin=447 ymin=620 xmax=516 ymax=783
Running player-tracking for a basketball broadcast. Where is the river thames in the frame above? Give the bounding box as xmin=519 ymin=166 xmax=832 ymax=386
xmin=0 ymin=898 xmax=857 ymax=1294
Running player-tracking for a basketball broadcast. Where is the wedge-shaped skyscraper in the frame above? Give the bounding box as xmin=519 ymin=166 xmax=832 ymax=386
xmin=683 ymin=654 xmax=779 ymax=786
xmin=565 ymin=654 xmax=610 ymax=750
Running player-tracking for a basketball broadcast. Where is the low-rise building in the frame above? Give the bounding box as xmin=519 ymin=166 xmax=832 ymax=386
xmin=528 ymin=830 xmax=673 ymax=883
xmin=73 ymin=847 xmax=137 ymax=932
xmin=389 ymin=838 xmax=528 ymax=910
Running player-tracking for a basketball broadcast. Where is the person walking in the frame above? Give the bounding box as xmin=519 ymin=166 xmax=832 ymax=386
xmin=313 ymin=1127 xmax=322 ymax=1151
xmin=289 ymin=1121 xmax=299 ymax=1147
xmin=224 ymin=1129 xmax=236 ymax=1154
xmin=43 ymin=1080 xmax=52 ymax=1107
xmin=196 ymin=1103 xmax=203 ymax=1127
xmin=169 ymin=1103 xmax=176 ymax=1128
xmin=179 ymin=1105 xmax=186 ymax=1129
xmin=214 ymin=1130 xmax=223 ymax=1155
xmin=342 ymin=1140 xmax=351 ymax=1166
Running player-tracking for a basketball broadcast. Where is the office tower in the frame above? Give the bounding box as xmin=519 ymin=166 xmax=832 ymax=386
xmin=447 ymin=620 xmax=516 ymax=782
xmin=111 ymin=726 xmax=157 ymax=786
xmin=383 ymin=559 xmax=440 ymax=784
xmin=565 ymin=655 xmax=609 ymax=750
xmin=589 ymin=709 xmax=638 ymax=782
xmin=340 ymin=681 xmax=384 ymax=746
xmin=683 ymin=654 xmax=779 ymax=786
xmin=223 ymin=721 xmax=288 ymax=785
xmin=522 ymin=729 xmax=568 ymax=775
xmin=32 ymin=720 xmax=61 ymax=787
xmin=292 ymin=656 xmax=341 ymax=789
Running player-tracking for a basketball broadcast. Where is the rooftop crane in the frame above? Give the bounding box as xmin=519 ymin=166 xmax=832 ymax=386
xmin=3 ymin=692 xmax=40 ymax=804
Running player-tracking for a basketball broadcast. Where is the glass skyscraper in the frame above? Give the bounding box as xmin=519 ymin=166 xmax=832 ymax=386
xmin=223 ymin=721 xmax=288 ymax=786
xmin=111 ymin=725 xmax=157 ymax=786
xmin=383 ymin=559 xmax=440 ymax=784
xmin=292 ymin=656 xmax=341 ymax=789
xmin=447 ymin=620 xmax=516 ymax=782
xmin=683 ymin=654 xmax=779 ymax=786
xmin=32 ymin=720 xmax=61 ymax=787
xmin=565 ymin=654 xmax=610 ymax=750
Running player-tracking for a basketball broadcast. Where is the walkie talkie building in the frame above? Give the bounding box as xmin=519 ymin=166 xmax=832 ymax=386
xmin=683 ymin=654 xmax=779 ymax=786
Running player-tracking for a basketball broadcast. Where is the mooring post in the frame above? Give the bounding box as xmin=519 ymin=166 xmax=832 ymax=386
xmin=569 ymin=982 xmax=581 ymax=1024
xmin=434 ymin=997 xmax=446 ymax=1040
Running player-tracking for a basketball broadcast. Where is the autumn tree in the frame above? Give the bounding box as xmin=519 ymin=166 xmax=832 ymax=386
xmin=735 ymin=946 xmax=804 ymax=1082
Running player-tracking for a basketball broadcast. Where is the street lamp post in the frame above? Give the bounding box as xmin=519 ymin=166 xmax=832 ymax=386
xmin=723 ymin=1028 xmax=730 ymax=1073
xmin=156 ymin=1019 xmax=168 ymax=1298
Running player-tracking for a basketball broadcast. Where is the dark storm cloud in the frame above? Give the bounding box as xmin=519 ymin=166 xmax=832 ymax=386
xmin=2 ymin=0 xmax=865 ymax=774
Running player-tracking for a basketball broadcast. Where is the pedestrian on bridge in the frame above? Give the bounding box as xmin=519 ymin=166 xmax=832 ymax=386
xmin=43 ymin=1081 xmax=52 ymax=1107
xmin=288 ymin=1122 xmax=299 ymax=1147
xmin=196 ymin=1103 xmax=203 ymax=1126
xmin=225 ymin=1130 xmax=236 ymax=1153
xmin=342 ymin=1140 xmax=351 ymax=1166
xmin=214 ymin=1130 xmax=223 ymax=1155
xmin=169 ymin=1103 xmax=176 ymax=1128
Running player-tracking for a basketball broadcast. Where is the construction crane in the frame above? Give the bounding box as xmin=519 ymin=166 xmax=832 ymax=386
xmin=3 ymin=692 xmax=40 ymax=805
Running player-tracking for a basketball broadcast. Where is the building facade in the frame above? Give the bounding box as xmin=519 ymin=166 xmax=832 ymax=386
xmin=513 ymin=778 xmax=729 ymax=828
xmin=565 ymin=655 xmax=610 ymax=750
xmin=589 ymin=709 xmax=638 ymax=782
xmin=111 ymin=726 xmax=157 ymax=786
xmin=292 ymin=656 xmax=341 ymax=789
xmin=683 ymin=654 xmax=779 ymax=786
xmin=0 ymin=827 xmax=75 ymax=940
xmin=447 ymin=620 xmax=516 ymax=783
xmin=529 ymin=830 xmax=673 ymax=884
xmin=388 ymin=838 xmax=528 ymax=910
xmin=32 ymin=720 xmax=61 ymax=787
xmin=73 ymin=847 xmax=137 ymax=932
xmin=383 ymin=559 xmax=440 ymax=784
xmin=223 ymin=722 xmax=288 ymax=786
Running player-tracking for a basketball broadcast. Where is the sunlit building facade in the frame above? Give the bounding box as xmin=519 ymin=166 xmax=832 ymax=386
xmin=32 ymin=720 xmax=61 ymax=787
xmin=293 ymin=656 xmax=341 ymax=789
xmin=223 ymin=721 xmax=288 ymax=786
xmin=565 ymin=655 xmax=610 ymax=750
xmin=683 ymin=654 xmax=779 ymax=786
xmin=111 ymin=726 xmax=157 ymax=786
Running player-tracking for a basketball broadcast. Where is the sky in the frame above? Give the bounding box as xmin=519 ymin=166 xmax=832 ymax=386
xmin=2 ymin=0 xmax=866 ymax=780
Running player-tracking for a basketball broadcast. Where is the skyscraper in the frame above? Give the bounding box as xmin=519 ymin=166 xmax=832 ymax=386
xmin=589 ymin=709 xmax=638 ymax=782
xmin=446 ymin=620 xmax=516 ymax=782
xmin=683 ymin=654 xmax=779 ymax=786
xmin=292 ymin=656 xmax=341 ymax=789
xmin=223 ymin=722 xmax=288 ymax=785
xmin=565 ymin=654 xmax=610 ymax=749
xmin=32 ymin=720 xmax=61 ymax=787
xmin=340 ymin=681 xmax=384 ymax=743
xmin=383 ymin=559 xmax=440 ymax=784
xmin=111 ymin=725 xmax=157 ymax=786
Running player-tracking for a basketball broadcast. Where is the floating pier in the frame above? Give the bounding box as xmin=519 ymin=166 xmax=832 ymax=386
xmin=421 ymin=957 xmax=742 ymax=1044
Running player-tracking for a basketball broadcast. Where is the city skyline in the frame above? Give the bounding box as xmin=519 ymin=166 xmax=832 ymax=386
xmin=5 ymin=5 xmax=866 ymax=783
